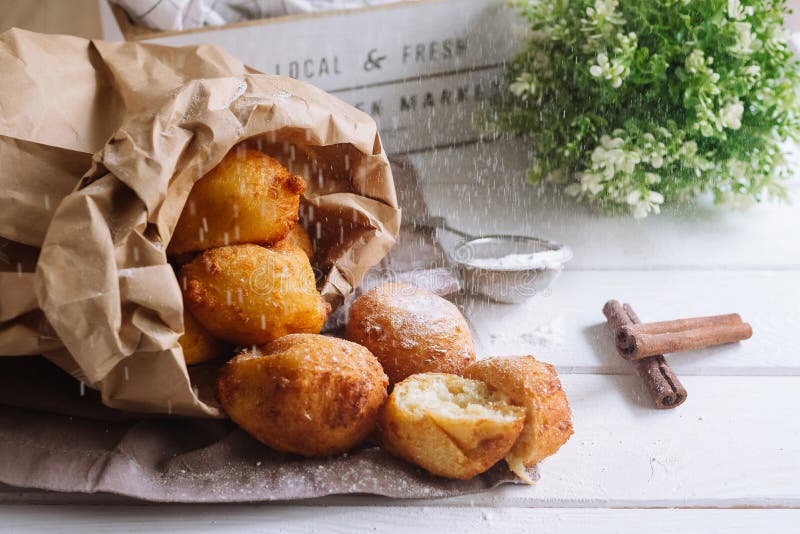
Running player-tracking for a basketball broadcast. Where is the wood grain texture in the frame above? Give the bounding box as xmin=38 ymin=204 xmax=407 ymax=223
xmin=303 ymin=375 xmax=800 ymax=508
xmin=444 ymin=374 xmax=800 ymax=508
xmin=1 ymin=7 xmax=798 ymax=526
xmin=2 ymin=374 xmax=798 ymax=508
xmin=465 ymin=270 xmax=800 ymax=375
xmin=2 ymin=506 xmax=800 ymax=533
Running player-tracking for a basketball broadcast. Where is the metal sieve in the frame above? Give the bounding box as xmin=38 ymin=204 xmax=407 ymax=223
xmin=410 ymin=216 xmax=572 ymax=304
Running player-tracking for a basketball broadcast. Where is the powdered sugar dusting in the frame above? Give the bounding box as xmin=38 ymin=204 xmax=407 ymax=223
xmin=488 ymin=317 xmax=565 ymax=350
xmin=466 ymin=250 xmax=566 ymax=270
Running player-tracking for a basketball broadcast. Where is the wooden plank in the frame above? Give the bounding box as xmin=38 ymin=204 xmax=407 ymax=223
xmin=464 ymin=270 xmax=800 ymax=375
xmin=310 ymin=376 xmax=800 ymax=508
xmin=334 ymin=67 xmax=503 ymax=154
xmin=315 ymin=375 xmax=800 ymax=508
xmin=141 ymin=0 xmax=518 ymax=92
xmin=411 ymin=142 xmax=800 ymax=270
xmin=440 ymin=374 xmax=800 ymax=508
xmin=2 ymin=506 xmax=799 ymax=533
xmin=2 ymin=375 xmax=798 ymax=508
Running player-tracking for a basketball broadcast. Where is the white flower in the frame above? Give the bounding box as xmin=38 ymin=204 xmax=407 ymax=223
xmin=730 ymin=22 xmax=761 ymax=56
xmin=589 ymin=53 xmax=628 ymax=88
xmin=627 ymin=190 xmax=665 ymax=219
xmin=697 ymin=119 xmax=715 ymax=137
xmin=720 ymin=99 xmax=744 ymax=130
xmin=645 ymin=173 xmax=661 ymax=184
xmin=590 ymin=135 xmax=641 ymax=179
xmin=686 ymin=49 xmax=706 ymax=73
xmin=640 ymin=133 xmax=667 ymax=169
xmin=565 ymin=172 xmax=605 ymax=196
xmin=509 ymin=81 xmax=527 ymax=97
xmin=586 ymin=0 xmax=625 ymax=26
xmin=650 ymin=154 xmax=664 ymax=168
xmin=626 ymin=190 xmax=641 ymax=204
xmin=509 ymin=73 xmax=536 ymax=99
xmin=743 ymin=65 xmax=761 ymax=80
xmin=679 ymin=140 xmax=698 ymax=157
xmin=765 ymin=25 xmax=789 ymax=53
xmin=726 ymin=159 xmax=750 ymax=183
xmin=616 ymin=32 xmax=638 ymax=54
xmin=600 ymin=134 xmax=624 ymax=149
xmin=727 ymin=0 xmax=754 ymax=21
xmin=581 ymin=172 xmax=605 ymax=194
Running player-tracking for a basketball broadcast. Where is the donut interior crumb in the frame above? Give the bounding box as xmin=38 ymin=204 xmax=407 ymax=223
xmin=395 ymin=375 xmax=519 ymax=422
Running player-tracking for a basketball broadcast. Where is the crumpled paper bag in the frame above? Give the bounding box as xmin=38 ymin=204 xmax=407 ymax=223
xmin=0 ymin=29 xmax=400 ymax=418
xmin=0 ymin=158 xmax=532 ymax=502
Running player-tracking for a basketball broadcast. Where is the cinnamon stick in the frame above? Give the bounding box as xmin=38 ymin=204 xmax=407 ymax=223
xmin=602 ymin=300 xmax=687 ymax=409
xmin=624 ymin=313 xmax=743 ymax=335
xmin=617 ymin=315 xmax=752 ymax=360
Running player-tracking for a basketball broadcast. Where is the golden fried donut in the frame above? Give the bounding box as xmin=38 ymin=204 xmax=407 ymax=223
xmin=346 ymin=283 xmax=476 ymax=385
xmin=178 ymin=308 xmax=230 ymax=365
xmin=216 ymin=334 xmax=388 ymax=456
xmin=464 ymin=356 xmax=573 ymax=483
xmin=181 ymin=244 xmax=329 ymax=346
xmin=381 ymin=373 xmax=525 ymax=480
xmin=272 ymin=224 xmax=313 ymax=260
xmin=168 ymin=148 xmax=306 ymax=255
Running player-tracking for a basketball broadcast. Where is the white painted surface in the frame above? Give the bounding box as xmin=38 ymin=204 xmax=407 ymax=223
xmin=98 ymin=0 xmax=517 ymax=152
xmin=465 ymin=270 xmax=800 ymax=375
xmin=4 ymin=506 xmax=800 ymax=534
xmin=413 ymin=141 xmax=800 ymax=270
xmin=9 ymin=7 xmax=800 ymax=523
xmin=336 ymin=67 xmax=503 ymax=153
xmin=455 ymin=374 xmax=800 ymax=508
xmin=2 ymin=375 xmax=799 ymax=510
xmin=0 ymin=2 xmax=794 ymax=531
xmin=107 ymin=0 xmax=517 ymax=92
xmin=4 ymin=139 xmax=800 ymax=526
xmin=4 ymin=138 xmax=800 ymax=527
xmin=301 ymin=375 xmax=800 ymax=509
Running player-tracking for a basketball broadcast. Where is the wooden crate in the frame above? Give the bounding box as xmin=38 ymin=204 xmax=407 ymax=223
xmin=99 ymin=0 xmax=520 ymax=154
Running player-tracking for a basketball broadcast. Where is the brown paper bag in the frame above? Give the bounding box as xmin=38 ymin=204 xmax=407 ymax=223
xmin=0 ymin=29 xmax=400 ymax=418
xmin=0 ymin=162 xmax=529 ymax=501
xmin=0 ymin=28 xmax=252 ymax=355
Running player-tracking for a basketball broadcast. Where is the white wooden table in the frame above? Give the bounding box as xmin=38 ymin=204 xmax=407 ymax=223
xmin=2 ymin=138 xmax=799 ymax=532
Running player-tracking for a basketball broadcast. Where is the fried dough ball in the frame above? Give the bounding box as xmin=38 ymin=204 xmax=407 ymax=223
xmin=181 ymin=244 xmax=329 ymax=346
xmin=216 ymin=334 xmax=388 ymax=457
xmin=464 ymin=356 xmax=573 ymax=483
xmin=168 ymin=149 xmax=306 ymax=255
xmin=346 ymin=283 xmax=476 ymax=385
xmin=381 ymin=373 xmax=525 ymax=480
xmin=272 ymin=224 xmax=313 ymax=260
xmin=178 ymin=309 xmax=230 ymax=365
